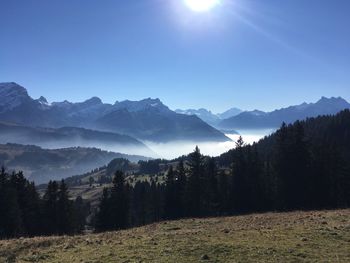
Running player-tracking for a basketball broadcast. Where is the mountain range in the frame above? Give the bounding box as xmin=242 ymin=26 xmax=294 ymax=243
xmin=0 ymin=82 xmax=229 ymax=143
xmin=176 ymin=97 xmax=350 ymax=131
xmin=1 ymin=82 xmax=349 ymax=143
xmin=218 ymin=97 xmax=350 ymax=130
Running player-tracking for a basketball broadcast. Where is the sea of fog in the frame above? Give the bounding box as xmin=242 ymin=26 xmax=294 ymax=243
xmin=144 ymin=129 xmax=275 ymax=160
xmin=8 ymin=129 xmax=275 ymax=161
xmin=28 ymin=129 xmax=275 ymax=160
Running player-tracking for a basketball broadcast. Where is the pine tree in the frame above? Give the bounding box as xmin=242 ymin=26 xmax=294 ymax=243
xmin=0 ymin=169 xmax=22 ymax=237
xmin=10 ymin=171 xmax=41 ymax=236
xmin=175 ymin=160 xmax=187 ymax=218
xmin=230 ymin=136 xmax=248 ymax=213
xmin=185 ymin=146 xmax=203 ymax=217
xmin=217 ymin=170 xmax=230 ymax=214
xmin=95 ymin=188 xmax=112 ymax=231
xmin=73 ymin=196 xmax=90 ymax=232
xmin=57 ymin=180 xmax=74 ymax=234
xmin=202 ymin=157 xmax=219 ymax=215
xmin=164 ymin=166 xmax=177 ymax=219
xmin=110 ymin=171 xmax=130 ymax=229
xmin=148 ymin=179 xmax=162 ymax=222
xmin=43 ymin=181 xmax=59 ymax=234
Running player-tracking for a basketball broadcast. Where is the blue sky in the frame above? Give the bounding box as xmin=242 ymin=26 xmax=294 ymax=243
xmin=1 ymin=0 xmax=350 ymax=112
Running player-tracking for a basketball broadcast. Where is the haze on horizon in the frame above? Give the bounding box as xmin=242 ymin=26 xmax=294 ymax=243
xmin=1 ymin=0 xmax=350 ymax=112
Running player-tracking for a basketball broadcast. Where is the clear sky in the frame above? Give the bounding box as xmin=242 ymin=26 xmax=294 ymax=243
xmin=1 ymin=0 xmax=350 ymax=112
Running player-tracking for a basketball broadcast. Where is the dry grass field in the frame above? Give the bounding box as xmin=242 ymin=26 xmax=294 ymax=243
xmin=1 ymin=209 xmax=349 ymax=263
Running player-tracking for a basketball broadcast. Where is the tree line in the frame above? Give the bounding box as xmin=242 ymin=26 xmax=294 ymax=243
xmin=95 ymin=110 xmax=350 ymax=231
xmin=0 ymin=169 xmax=89 ymax=238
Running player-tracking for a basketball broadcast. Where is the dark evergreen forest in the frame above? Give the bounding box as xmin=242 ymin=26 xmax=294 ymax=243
xmin=0 ymin=171 xmax=89 ymax=238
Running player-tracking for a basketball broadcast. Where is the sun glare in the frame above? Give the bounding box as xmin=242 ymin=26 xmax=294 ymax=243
xmin=184 ymin=0 xmax=220 ymax=12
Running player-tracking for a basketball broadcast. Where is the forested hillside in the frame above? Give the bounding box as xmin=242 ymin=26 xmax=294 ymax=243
xmin=0 ymin=144 xmax=148 ymax=184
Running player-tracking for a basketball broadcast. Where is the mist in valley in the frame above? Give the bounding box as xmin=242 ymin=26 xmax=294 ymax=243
xmin=36 ymin=129 xmax=273 ymax=160
xmin=0 ymin=128 xmax=274 ymax=184
xmin=1 ymin=129 xmax=273 ymax=160
xmin=140 ymin=129 xmax=274 ymax=159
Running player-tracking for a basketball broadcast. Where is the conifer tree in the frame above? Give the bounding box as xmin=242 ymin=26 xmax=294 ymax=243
xmin=230 ymin=136 xmax=248 ymax=213
xmin=57 ymin=180 xmax=74 ymax=234
xmin=202 ymin=157 xmax=219 ymax=215
xmin=185 ymin=146 xmax=203 ymax=217
xmin=164 ymin=166 xmax=177 ymax=219
xmin=0 ymin=169 xmax=22 ymax=237
xmin=43 ymin=181 xmax=59 ymax=234
xmin=95 ymin=188 xmax=112 ymax=231
xmin=175 ymin=160 xmax=187 ymax=218
xmin=73 ymin=196 xmax=90 ymax=232
xmin=110 ymin=171 xmax=130 ymax=229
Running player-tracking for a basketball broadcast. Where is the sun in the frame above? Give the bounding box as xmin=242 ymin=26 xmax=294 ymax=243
xmin=184 ymin=0 xmax=220 ymax=12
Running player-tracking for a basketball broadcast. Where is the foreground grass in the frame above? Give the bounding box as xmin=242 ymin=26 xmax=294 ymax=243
xmin=1 ymin=210 xmax=349 ymax=263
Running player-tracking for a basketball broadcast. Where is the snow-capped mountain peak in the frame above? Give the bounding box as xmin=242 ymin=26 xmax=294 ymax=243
xmin=0 ymin=82 xmax=31 ymax=111
xmin=51 ymin=100 xmax=73 ymax=109
xmin=113 ymin=98 xmax=169 ymax=112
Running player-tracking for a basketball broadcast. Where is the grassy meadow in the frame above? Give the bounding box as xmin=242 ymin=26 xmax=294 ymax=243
xmin=1 ymin=209 xmax=349 ymax=263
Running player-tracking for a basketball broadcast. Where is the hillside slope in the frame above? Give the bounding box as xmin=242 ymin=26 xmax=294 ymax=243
xmin=0 ymin=144 xmax=149 ymax=184
xmin=1 ymin=209 xmax=349 ymax=263
xmin=0 ymin=122 xmax=152 ymax=155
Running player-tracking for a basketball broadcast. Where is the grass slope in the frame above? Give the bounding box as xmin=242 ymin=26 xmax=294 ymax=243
xmin=1 ymin=210 xmax=349 ymax=263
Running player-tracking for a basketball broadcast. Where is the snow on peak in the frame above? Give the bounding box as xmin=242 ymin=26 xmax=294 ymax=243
xmin=51 ymin=100 xmax=73 ymax=109
xmin=37 ymin=96 xmax=49 ymax=105
xmin=113 ymin=98 xmax=169 ymax=112
xmin=0 ymin=82 xmax=31 ymax=110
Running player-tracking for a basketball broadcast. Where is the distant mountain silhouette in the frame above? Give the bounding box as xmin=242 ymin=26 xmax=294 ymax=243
xmin=0 ymin=82 xmax=229 ymax=142
xmin=217 ymin=107 xmax=242 ymax=119
xmin=175 ymin=108 xmax=221 ymax=126
xmin=219 ymin=97 xmax=350 ymax=129
xmin=175 ymin=107 xmax=242 ymax=126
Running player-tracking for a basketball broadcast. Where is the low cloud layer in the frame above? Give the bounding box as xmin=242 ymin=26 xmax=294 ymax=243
xmin=143 ymin=129 xmax=273 ymax=159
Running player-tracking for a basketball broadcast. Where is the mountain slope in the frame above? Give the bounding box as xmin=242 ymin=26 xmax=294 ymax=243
xmin=175 ymin=108 xmax=221 ymax=126
xmin=219 ymin=97 xmax=350 ymax=129
xmin=0 ymin=82 xmax=229 ymax=142
xmin=217 ymin=107 xmax=242 ymax=119
xmin=0 ymin=143 xmax=149 ymax=184
xmin=96 ymin=107 xmax=228 ymax=142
